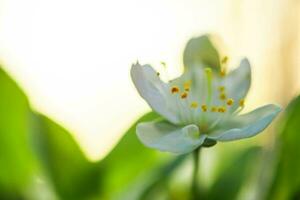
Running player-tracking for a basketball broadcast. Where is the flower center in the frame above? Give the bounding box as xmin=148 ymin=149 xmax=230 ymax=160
xmin=168 ymin=65 xmax=245 ymax=129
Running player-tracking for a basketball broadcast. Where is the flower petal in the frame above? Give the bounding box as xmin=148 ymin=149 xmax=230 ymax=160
xmin=136 ymin=120 xmax=206 ymax=154
xmin=183 ymin=35 xmax=221 ymax=71
xmin=222 ymin=58 xmax=251 ymax=111
xmin=209 ymin=104 xmax=281 ymax=141
xmin=131 ymin=63 xmax=180 ymax=124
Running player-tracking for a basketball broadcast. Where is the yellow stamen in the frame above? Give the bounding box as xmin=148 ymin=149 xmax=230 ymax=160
xmin=218 ymin=107 xmax=226 ymax=113
xmin=190 ymin=102 xmax=198 ymax=108
xmin=160 ymin=61 xmax=167 ymax=68
xmin=201 ymin=104 xmax=207 ymax=112
xmin=220 ymin=69 xmax=227 ymax=77
xmin=181 ymin=92 xmax=188 ymax=99
xmin=227 ymin=98 xmax=234 ymax=106
xmin=184 ymin=80 xmax=191 ymax=91
xmin=239 ymin=99 xmax=245 ymax=107
xmin=218 ymin=86 xmax=225 ymax=92
xmin=221 ymin=56 xmax=228 ymax=77
xmin=211 ymin=106 xmax=217 ymax=112
xmin=219 ymin=93 xmax=227 ymax=100
xmin=221 ymin=56 xmax=228 ymax=64
xmin=205 ymin=68 xmax=213 ymax=104
xmin=171 ymin=86 xmax=179 ymax=94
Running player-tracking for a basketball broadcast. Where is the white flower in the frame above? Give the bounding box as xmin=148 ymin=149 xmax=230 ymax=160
xmin=131 ymin=35 xmax=281 ymax=154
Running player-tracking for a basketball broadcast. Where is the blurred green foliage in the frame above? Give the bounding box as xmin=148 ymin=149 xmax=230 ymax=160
xmin=0 ymin=67 xmax=36 ymax=199
xmin=32 ymin=114 xmax=101 ymax=200
xmin=205 ymin=146 xmax=261 ymax=200
xmin=268 ymin=96 xmax=300 ymax=200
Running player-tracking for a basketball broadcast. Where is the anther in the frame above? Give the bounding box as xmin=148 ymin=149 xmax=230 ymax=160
xmin=219 ymin=93 xmax=227 ymax=100
xmin=227 ymin=98 xmax=234 ymax=106
xmin=156 ymin=72 xmax=160 ymax=76
xmin=181 ymin=92 xmax=188 ymax=99
xmin=184 ymin=80 xmax=191 ymax=91
xmin=160 ymin=61 xmax=167 ymax=68
xmin=221 ymin=56 xmax=228 ymax=64
xmin=201 ymin=104 xmax=207 ymax=112
xmin=205 ymin=68 xmax=213 ymax=104
xmin=218 ymin=107 xmax=226 ymax=113
xmin=190 ymin=102 xmax=198 ymax=108
xmin=211 ymin=106 xmax=217 ymax=112
xmin=239 ymin=99 xmax=245 ymax=107
xmin=218 ymin=86 xmax=225 ymax=92
xmin=171 ymin=86 xmax=179 ymax=94
xmin=220 ymin=69 xmax=227 ymax=77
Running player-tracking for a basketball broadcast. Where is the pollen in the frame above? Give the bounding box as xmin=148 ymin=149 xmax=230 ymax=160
xmin=220 ymin=69 xmax=227 ymax=77
xmin=218 ymin=86 xmax=225 ymax=92
xmin=218 ymin=107 xmax=226 ymax=113
xmin=219 ymin=93 xmax=227 ymax=100
xmin=181 ymin=92 xmax=188 ymax=99
xmin=184 ymin=80 xmax=191 ymax=91
xmin=227 ymin=98 xmax=234 ymax=106
xmin=211 ymin=106 xmax=217 ymax=112
xmin=171 ymin=86 xmax=179 ymax=94
xmin=160 ymin=61 xmax=167 ymax=68
xmin=190 ymin=102 xmax=198 ymax=108
xmin=221 ymin=56 xmax=228 ymax=64
xmin=239 ymin=99 xmax=245 ymax=107
xmin=201 ymin=104 xmax=207 ymax=112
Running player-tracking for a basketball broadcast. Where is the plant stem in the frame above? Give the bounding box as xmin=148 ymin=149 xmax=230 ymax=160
xmin=191 ymin=147 xmax=201 ymax=200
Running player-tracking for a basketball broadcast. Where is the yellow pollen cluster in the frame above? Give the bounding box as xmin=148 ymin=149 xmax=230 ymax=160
xmin=160 ymin=61 xmax=166 ymax=68
xmin=184 ymin=80 xmax=191 ymax=91
xmin=219 ymin=93 xmax=227 ymax=100
xmin=218 ymin=107 xmax=226 ymax=113
xmin=239 ymin=99 xmax=245 ymax=107
xmin=190 ymin=102 xmax=198 ymax=108
xmin=211 ymin=106 xmax=217 ymax=112
xmin=221 ymin=56 xmax=228 ymax=64
xmin=220 ymin=69 xmax=227 ymax=77
xmin=191 ymin=104 xmax=228 ymax=113
xmin=201 ymin=105 xmax=207 ymax=112
xmin=171 ymin=86 xmax=179 ymax=94
xmin=218 ymin=86 xmax=225 ymax=92
xmin=181 ymin=92 xmax=188 ymax=99
xmin=227 ymin=98 xmax=234 ymax=106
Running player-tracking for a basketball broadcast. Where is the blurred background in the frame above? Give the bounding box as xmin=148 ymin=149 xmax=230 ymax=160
xmin=0 ymin=0 xmax=300 ymax=199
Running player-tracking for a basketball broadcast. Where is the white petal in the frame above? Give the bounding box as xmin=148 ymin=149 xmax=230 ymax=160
xmin=136 ymin=120 xmax=206 ymax=154
xmin=208 ymin=104 xmax=281 ymax=141
xmin=222 ymin=58 xmax=251 ymax=111
xmin=131 ymin=63 xmax=179 ymax=124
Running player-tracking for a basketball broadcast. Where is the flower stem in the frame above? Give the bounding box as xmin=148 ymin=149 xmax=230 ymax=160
xmin=191 ymin=147 xmax=201 ymax=200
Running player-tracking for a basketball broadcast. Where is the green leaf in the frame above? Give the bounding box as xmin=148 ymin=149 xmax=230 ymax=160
xmin=0 ymin=67 xmax=36 ymax=196
xmin=205 ymin=146 xmax=261 ymax=200
xmin=98 ymin=112 xmax=171 ymax=199
xmin=32 ymin=114 xmax=101 ymax=200
xmin=268 ymin=96 xmax=300 ymax=200
xmin=118 ymin=155 xmax=187 ymax=200
xmin=183 ymin=35 xmax=221 ymax=71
